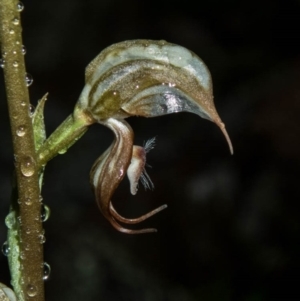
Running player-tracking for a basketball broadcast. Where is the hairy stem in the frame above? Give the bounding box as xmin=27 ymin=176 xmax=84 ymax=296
xmin=0 ymin=1 xmax=45 ymax=300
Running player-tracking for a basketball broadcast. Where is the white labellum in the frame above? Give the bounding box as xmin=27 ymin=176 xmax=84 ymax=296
xmin=127 ymin=137 xmax=156 ymax=195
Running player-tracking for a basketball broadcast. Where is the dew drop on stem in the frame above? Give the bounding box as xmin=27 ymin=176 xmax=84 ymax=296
xmin=26 ymin=284 xmax=37 ymax=297
xmin=2 ymin=241 xmax=10 ymax=256
xmin=41 ymin=204 xmax=50 ymax=222
xmin=58 ymin=148 xmax=67 ymax=154
xmin=21 ymin=45 xmax=26 ymax=55
xmin=43 ymin=262 xmax=51 ymax=280
xmin=17 ymin=216 xmax=22 ymax=225
xmin=17 ymin=1 xmax=24 ymax=12
xmin=12 ymin=17 xmax=19 ymax=25
xmin=25 ymin=73 xmax=33 ymax=87
xmin=16 ymin=125 xmax=26 ymax=137
xmin=29 ymin=104 xmax=35 ymax=116
xmin=39 ymin=234 xmax=46 ymax=244
xmin=0 ymin=58 xmax=5 ymax=68
xmin=20 ymin=156 xmax=36 ymax=177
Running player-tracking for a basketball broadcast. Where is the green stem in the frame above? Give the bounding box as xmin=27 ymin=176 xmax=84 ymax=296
xmin=37 ymin=110 xmax=90 ymax=168
xmin=0 ymin=0 xmax=45 ymax=300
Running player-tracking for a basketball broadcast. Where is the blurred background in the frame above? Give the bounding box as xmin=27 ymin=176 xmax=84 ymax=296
xmin=1 ymin=0 xmax=300 ymax=300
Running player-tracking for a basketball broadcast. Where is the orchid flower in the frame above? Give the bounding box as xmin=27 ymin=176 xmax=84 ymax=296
xmin=73 ymin=40 xmax=233 ymax=234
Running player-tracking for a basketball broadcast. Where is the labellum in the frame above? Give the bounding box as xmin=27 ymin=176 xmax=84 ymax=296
xmin=80 ymin=40 xmax=233 ymax=233
xmin=127 ymin=137 xmax=156 ymax=195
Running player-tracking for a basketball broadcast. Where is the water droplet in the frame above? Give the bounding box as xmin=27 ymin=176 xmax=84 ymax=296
xmin=13 ymin=61 xmax=19 ymax=67
xmin=12 ymin=17 xmax=19 ymax=25
xmin=12 ymin=50 xmax=17 ymax=55
xmin=135 ymin=85 xmax=139 ymax=89
xmin=0 ymin=58 xmax=5 ymax=68
xmin=20 ymin=156 xmax=36 ymax=177
xmin=39 ymin=196 xmax=43 ymax=203
xmin=25 ymin=73 xmax=33 ymax=87
xmin=29 ymin=104 xmax=35 ymax=116
xmin=9 ymin=29 xmax=15 ymax=34
xmin=16 ymin=125 xmax=26 ymax=137
xmin=17 ymin=216 xmax=22 ymax=224
xmin=41 ymin=205 xmax=50 ymax=222
xmin=20 ymin=251 xmax=25 ymax=259
xmin=58 ymin=148 xmax=67 ymax=154
xmin=39 ymin=234 xmax=46 ymax=244
xmin=25 ymin=197 xmax=32 ymax=206
xmin=17 ymin=2 xmax=24 ymax=12
xmin=43 ymin=262 xmax=51 ymax=280
xmin=21 ymin=100 xmax=26 ymax=106
xmin=2 ymin=51 xmax=7 ymax=58
xmin=5 ymin=212 xmax=16 ymax=229
xmin=21 ymin=45 xmax=26 ymax=55
xmin=2 ymin=241 xmax=10 ymax=256
xmin=16 ymin=40 xmax=20 ymax=45
xmin=26 ymin=284 xmax=37 ymax=297
xmin=26 ymin=227 xmax=31 ymax=234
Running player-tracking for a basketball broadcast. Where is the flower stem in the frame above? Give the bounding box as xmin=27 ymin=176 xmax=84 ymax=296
xmin=0 ymin=0 xmax=45 ymax=300
xmin=37 ymin=110 xmax=91 ymax=168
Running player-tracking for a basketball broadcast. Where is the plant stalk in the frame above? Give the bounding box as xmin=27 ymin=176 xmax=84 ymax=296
xmin=37 ymin=112 xmax=89 ymax=168
xmin=0 ymin=0 xmax=45 ymax=300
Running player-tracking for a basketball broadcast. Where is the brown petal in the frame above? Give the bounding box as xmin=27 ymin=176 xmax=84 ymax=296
xmin=90 ymin=118 xmax=166 ymax=234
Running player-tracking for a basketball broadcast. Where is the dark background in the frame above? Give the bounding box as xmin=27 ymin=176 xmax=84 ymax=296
xmin=1 ymin=0 xmax=300 ymax=300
